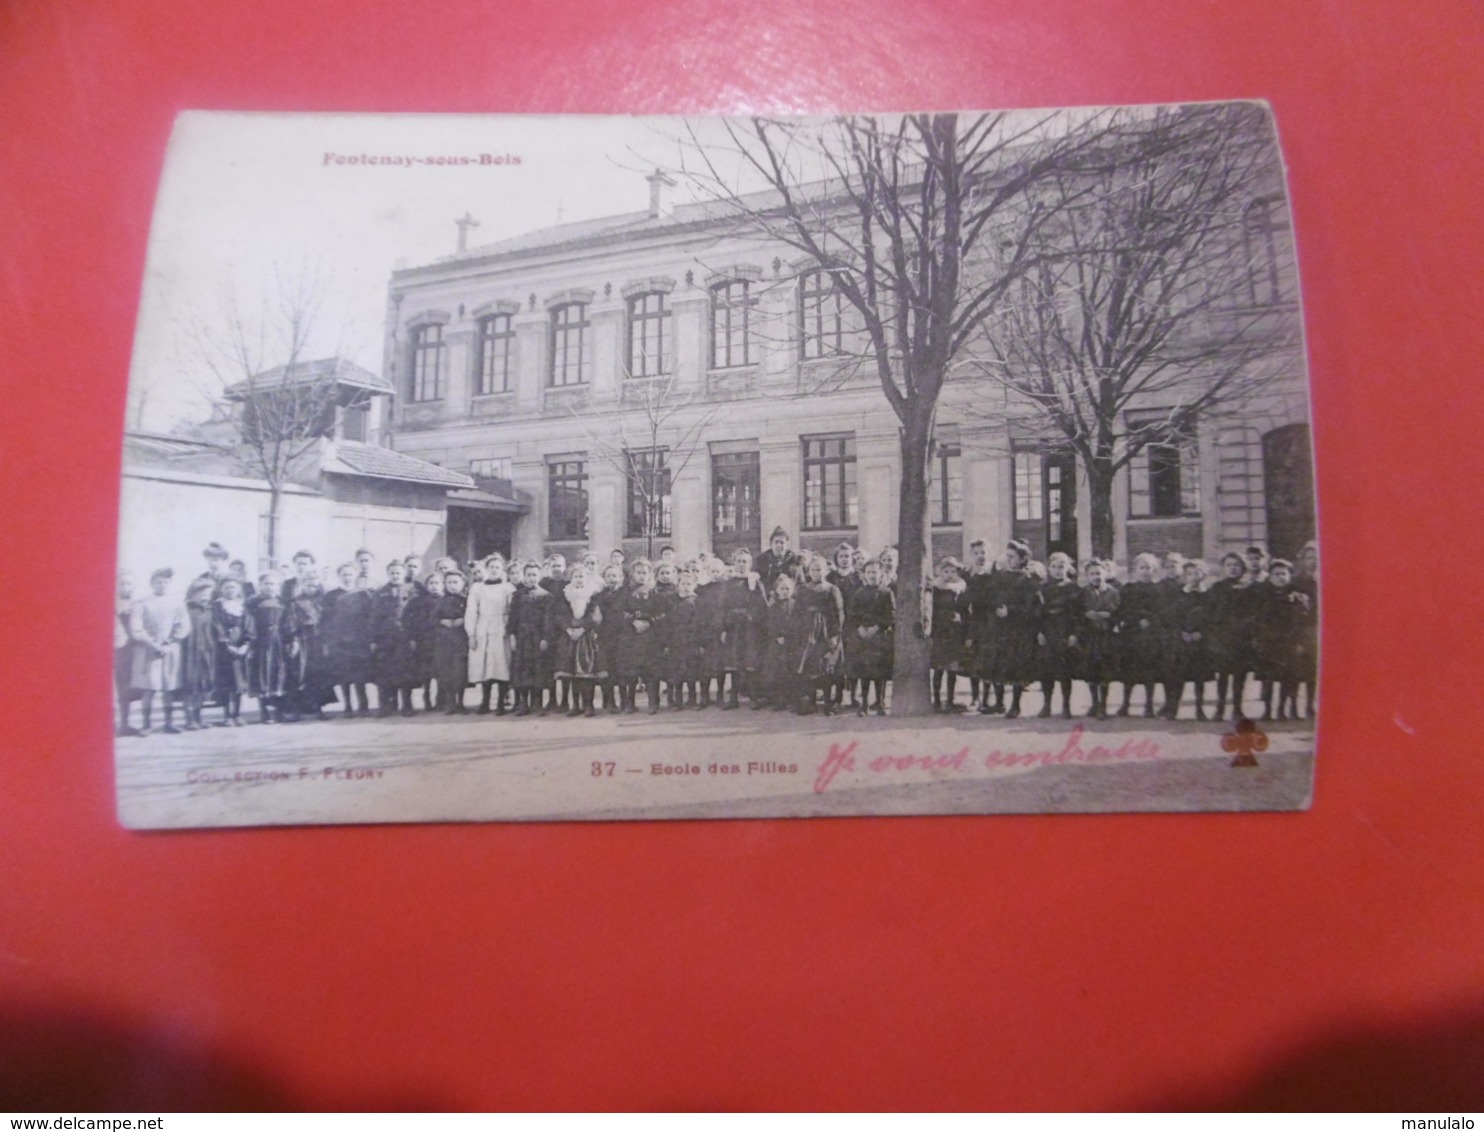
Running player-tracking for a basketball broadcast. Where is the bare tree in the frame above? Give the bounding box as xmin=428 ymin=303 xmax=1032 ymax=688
xmin=672 ymin=111 xmax=1118 ymax=715
xmin=975 ymin=102 xmax=1302 ymax=557
xmin=565 ymin=371 xmax=719 ymax=560
xmin=187 ymin=263 xmax=360 ymax=566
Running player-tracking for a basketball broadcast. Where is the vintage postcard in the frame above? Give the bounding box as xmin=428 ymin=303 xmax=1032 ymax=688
xmin=114 ymin=105 xmax=1318 ymax=828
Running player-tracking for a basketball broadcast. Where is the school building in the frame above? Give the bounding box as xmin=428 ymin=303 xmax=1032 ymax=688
xmin=380 ymin=170 xmax=1314 ymax=571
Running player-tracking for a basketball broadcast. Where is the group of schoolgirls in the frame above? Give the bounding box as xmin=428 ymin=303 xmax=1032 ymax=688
xmin=114 ymin=542 xmax=477 ymax=734
xmin=923 ymin=539 xmax=1319 ymax=723
xmin=452 ymin=527 xmax=902 ymax=719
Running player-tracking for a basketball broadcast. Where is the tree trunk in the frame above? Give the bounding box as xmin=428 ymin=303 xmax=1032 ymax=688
xmin=1087 ymin=462 xmax=1116 ymax=560
xmin=267 ymin=482 xmax=282 ymax=570
xmin=890 ymin=406 xmax=935 ymax=717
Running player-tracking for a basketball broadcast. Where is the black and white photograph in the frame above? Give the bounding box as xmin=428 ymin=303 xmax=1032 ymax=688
xmin=114 ymin=105 xmax=1318 ymax=828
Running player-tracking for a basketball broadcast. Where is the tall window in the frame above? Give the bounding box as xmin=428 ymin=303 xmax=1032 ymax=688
xmin=1129 ymin=414 xmax=1201 ymax=518
xmin=934 ymin=443 xmax=963 ymax=526
xmin=476 ymin=313 xmax=513 ymax=395
xmin=712 ymin=450 xmax=760 ymax=538
xmin=799 ymin=270 xmax=846 ymax=360
xmin=627 ymin=292 xmax=671 ymax=378
xmin=410 ymin=324 xmax=445 ymax=402
xmin=802 ymin=435 xmax=857 ymax=530
xmin=547 ymin=459 xmax=589 ymax=540
xmin=626 ymin=448 xmax=672 ymax=538
xmin=1242 ymin=198 xmax=1284 ymax=307
xmin=710 ymin=280 xmax=756 ymax=368
xmin=550 ymin=302 xmax=590 ymax=387
xmin=1013 ymin=452 xmax=1044 ymax=522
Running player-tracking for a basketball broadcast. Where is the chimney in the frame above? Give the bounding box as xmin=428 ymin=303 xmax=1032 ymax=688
xmin=646 ymin=168 xmax=676 ymax=219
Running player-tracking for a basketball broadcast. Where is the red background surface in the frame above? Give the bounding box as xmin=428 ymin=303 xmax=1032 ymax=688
xmin=2 ymin=0 xmax=1482 ymax=1111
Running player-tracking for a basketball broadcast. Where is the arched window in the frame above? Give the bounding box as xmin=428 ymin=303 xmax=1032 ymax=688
xmin=710 ymin=279 xmax=756 ymax=368
xmin=549 ymin=302 xmax=590 ymax=387
xmin=476 ymin=313 xmax=514 ymax=395
xmin=409 ymin=323 xmax=446 ymax=402
xmin=799 ymin=270 xmax=846 ymax=359
xmin=627 ymin=291 xmax=671 ymax=378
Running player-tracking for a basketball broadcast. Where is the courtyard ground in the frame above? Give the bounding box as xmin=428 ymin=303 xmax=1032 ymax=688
xmin=114 ymin=687 xmax=1317 ymax=828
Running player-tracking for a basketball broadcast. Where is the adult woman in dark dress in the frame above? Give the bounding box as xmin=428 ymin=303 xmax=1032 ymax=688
xmin=719 ymin=548 xmax=768 ymax=710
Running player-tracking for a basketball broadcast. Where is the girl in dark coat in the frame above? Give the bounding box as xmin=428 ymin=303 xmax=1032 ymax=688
xmin=695 ymin=559 xmax=729 ymax=708
xmin=795 ymin=557 xmax=844 ymax=715
xmin=1166 ymin=560 xmax=1213 ymax=720
xmin=369 ymin=560 xmax=419 ymax=717
xmin=651 ymin=563 xmax=680 ymax=709
xmin=1035 ymin=553 xmax=1082 ymax=719
xmin=846 ymin=559 xmax=894 ymax=716
xmin=179 ymin=577 xmax=218 ymax=730
xmin=322 ymin=563 xmax=373 ymax=718
xmin=284 ymin=575 xmax=336 ymax=721
xmin=981 ymin=541 xmax=1041 ymax=719
xmin=432 ymin=571 xmax=470 ymax=713
xmin=403 ymin=572 xmax=444 ymax=712
xmin=1203 ymin=553 xmax=1250 ymax=721
xmin=592 ymin=565 xmax=627 ymax=713
xmin=762 ymin=574 xmax=804 ymax=711
xmin=1115 ymin=553 xmax=1163 ymax=718
xmin=250 ymin=574 xmax=290 ymax=723
xmin=507 ymin=562 xmax=554 ymax=716
xmin=827 ymin=542 xmax=861 ymax=709
xmin=927 ymin=558 xmax=968 ymax=713
xmin=663 ymin=572 xmax=708 ymax=710
xmin=1154 ymin=552 xmax=1187 ymax=717
xmin=720 ymin=548 xmax=768 ymax=710
xmin=1078 ymin=560 xmax=1120 ymax=720
xmin=1294 ymin=541 xmax=1320 ymax=720
xmin=1255 ymin=559 xmax=1312 ymax=722
xmin=614 ymin=559 xmax=665 ymax=714
xmin=549 ymin=565 xmax=606 ymax=717
xmin=211 ymin=578 xmax=254 ymax=727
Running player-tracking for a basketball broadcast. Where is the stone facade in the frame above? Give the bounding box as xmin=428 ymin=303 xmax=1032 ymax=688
xmin=383 ymin=184 xmax=1313 ymax=570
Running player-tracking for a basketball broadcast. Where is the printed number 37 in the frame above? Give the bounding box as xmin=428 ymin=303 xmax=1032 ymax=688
xmin=591 ymin=761 xmax=615 ymax=777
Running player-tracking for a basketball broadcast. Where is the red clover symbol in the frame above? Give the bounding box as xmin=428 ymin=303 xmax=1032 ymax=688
xmin=1222 ymin=718 xmax=1269 ymax=768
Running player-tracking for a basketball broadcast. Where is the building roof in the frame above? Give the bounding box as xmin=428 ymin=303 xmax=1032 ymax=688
xmin=322 ymin=441 xmax=474 ymax=489
xmin=446 ymin=485 xmax=530 ymax=514
xmin=123 ymin=429 xmax=246 ymax=477
xmin=399 ymin=189 xmax=792 ymax=277
xmin=223 ymin=357 xmax=391 ymax=400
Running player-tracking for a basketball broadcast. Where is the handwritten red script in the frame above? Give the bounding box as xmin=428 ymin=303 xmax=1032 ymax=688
xmin=813 ymin=726 xmax=1164 ymax=793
